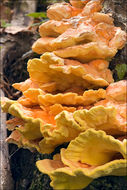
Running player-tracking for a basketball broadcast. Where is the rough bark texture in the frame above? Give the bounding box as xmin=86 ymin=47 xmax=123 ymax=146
xmin=0 ymin=90 xmax=14 ymax=190
xmin=102 ymin=0 xmax=127 ymax=81
xmin=0 ymin=0 xmax=37 ymax=189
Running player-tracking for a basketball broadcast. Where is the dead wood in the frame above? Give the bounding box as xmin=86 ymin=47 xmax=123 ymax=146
xmin=0 ymin=90 xmax=14 ymax=190
xmin=0 ymin=1 xmax=37 ymax=189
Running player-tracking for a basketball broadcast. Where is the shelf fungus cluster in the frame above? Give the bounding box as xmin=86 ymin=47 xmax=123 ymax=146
xmin=1 ymin=0 xmax=127 ymax=189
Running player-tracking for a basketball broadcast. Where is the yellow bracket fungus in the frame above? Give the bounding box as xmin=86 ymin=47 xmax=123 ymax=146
xmin=27 ymin=52 xmax=113 ymax=92
xmin=22 ymin=88 xmax=106 ymax=106
xmin=36 ymin=129 xmax=127 ymax=190
xmin=39 ymin=104 xmax=126 ymax=153
xmin=32 ymin=0 xmax=126 ymax=62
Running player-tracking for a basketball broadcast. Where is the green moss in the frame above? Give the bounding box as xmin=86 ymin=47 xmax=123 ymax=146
xmin=29 ymin=170 xmax=127 ymax=190
xmin=28 ymin=168 xmax=52 ymax=190
xmin=85 ymin=176 xmax=127 ymax=190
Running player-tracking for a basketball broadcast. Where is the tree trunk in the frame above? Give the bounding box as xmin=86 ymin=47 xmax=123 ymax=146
xmin=0 ymin=0 xmax=37 ymax=189
xmin=0 ymin=90 xmax=14 ymax=190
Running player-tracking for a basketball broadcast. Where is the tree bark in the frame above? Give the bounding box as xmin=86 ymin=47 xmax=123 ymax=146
xmin=0 ymin=0 xmax=37 ymax=189
xmin=0 ymin=90 xmax=14 ymax=190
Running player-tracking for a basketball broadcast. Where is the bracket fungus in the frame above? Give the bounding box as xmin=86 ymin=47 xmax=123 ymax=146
xmin=0 ymin=0 xmax=127 ymax=189
xmin=36 ymin=129 xmax=127 ymax=190
xmin=27 ymin=53 xmax=113 ymax=92
xmin=1 ymin=80 xmax=126 ymax=154
xmin=32 ymin=0 xmax=126 ymax=62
